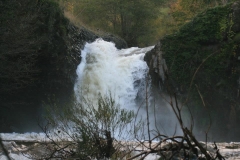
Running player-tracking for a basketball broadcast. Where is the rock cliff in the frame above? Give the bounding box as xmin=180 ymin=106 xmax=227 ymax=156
xmin=0 ymin=0 xmax=127 ymax=132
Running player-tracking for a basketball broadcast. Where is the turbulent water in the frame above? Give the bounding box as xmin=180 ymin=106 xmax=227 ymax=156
xmin=74 ymin=39 xmax=154 ymax=110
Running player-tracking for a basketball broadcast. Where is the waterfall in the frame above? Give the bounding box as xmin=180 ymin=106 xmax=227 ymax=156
xmin=73 ymin=39 xmax=182 ymax=136
xmin=74 ymin=38 xmax=154 ymax=110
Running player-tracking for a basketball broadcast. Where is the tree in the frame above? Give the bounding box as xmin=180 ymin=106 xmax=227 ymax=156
xmin=169 ymin=0 xmax=236 ymax=28
xmin=69 ymin=0 xmax=164 ymax=46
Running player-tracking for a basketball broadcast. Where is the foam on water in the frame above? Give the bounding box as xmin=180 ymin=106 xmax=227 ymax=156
xmin=0 ymin=132 xmax=46 ymax=141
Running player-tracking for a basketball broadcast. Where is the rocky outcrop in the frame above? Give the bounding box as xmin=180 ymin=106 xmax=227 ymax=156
xmin=144 ymin=42 xmax=167 ymax=90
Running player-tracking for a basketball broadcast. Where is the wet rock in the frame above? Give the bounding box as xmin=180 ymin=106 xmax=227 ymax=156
xmin=144 ymin=42 xmax=168 ymax=90
xmin=102 ymin=34 xmax=127 ymax=49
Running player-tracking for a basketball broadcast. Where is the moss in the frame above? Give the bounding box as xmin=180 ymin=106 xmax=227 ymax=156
xmin=233 ymin=32 xmax=240 ymax=42
xmin=160 ymin=3 xmax=240 ymax=139
xmin=162 ymin=4 xmax=236 ymax=87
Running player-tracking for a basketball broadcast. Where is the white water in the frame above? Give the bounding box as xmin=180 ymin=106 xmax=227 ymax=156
xmin=74 ymin=38 xmax=154 ymax=110
xmin=0 ymin=132 xmax=160 ymax=160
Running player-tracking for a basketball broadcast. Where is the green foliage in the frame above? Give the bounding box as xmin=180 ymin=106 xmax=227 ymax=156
xmin=45 ymin=94 xmax=138 ymax=159
xmin=55 ymin=0 xmax=236 ymax=46
xmin=161 ymin=3 xmax=240 ymax=137
xmin=162 ymin=4 xmax=232 ymax=87
xmin=233 ymin=32 xmax=240 ymax=42
xmin=60 ymin=0 xmax=165 ymax=46
xmin=74 ymin=95 xmax=135 ymax=159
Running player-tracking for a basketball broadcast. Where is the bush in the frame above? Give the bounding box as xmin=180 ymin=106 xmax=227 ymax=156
xmin=42 ymin=94 xmax=139 ymax=159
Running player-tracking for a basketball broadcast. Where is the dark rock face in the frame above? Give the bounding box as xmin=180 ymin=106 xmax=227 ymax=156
xmin=144 ymin=1 xmax=240 ymax=141
xmin=102 ymin=34 xmax=128 ymax=49
xmin=144 ymin=42 xmax=167 ymax=90
xmin=0 ymin=0 xmax=127 ymax=132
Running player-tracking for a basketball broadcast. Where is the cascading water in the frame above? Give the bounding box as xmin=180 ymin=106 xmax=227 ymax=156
xmin=74 ymin=39 xmax=182 ymax=137
xmin=74 ymin=38 xmax=154 ymax=110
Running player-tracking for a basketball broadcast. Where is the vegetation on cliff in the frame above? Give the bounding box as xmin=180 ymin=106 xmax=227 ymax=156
xmin=159 ymin=1 xmax=240 ymax=141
